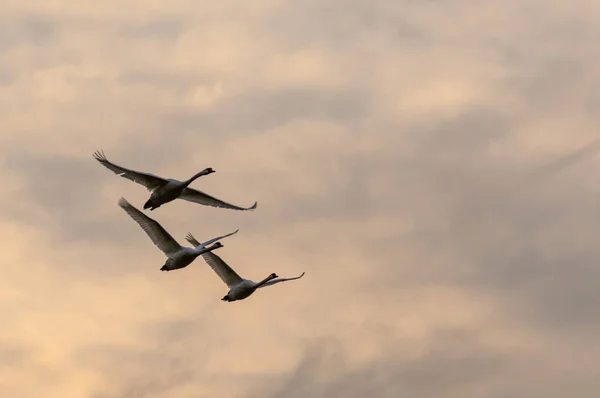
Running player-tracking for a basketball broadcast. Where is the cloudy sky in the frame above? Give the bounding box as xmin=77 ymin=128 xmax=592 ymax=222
xmin=2 ymin=1 xmax=600 ymax=397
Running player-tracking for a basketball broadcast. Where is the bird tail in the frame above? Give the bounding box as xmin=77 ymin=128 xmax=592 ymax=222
xmin=143 ymin=199 xmax=154 ymax=210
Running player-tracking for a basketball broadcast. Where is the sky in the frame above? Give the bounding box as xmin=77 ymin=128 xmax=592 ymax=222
xmin=1 ymin=1 xmax=600 ymax=397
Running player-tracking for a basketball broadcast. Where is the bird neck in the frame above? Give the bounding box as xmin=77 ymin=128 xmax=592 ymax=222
xmin=183 ymin=170 xmax=208 ymax=186
xmin=194 ymin=244 xmax=218 ymax=256
xmin=255 ymin=275 xmax=276 ymax=288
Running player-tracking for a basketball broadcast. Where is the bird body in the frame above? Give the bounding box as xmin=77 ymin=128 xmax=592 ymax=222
xmin=222 ymin=275 xmax=279 ymax=301
xmin=144 ymin=175 xmax=207 ymax=210
xmin=159 ymin=246 xmax=209 ymax=272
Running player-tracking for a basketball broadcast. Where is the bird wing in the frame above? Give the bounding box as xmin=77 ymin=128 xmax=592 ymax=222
xmin=258 ymin=272 xmax=306 ymax=288
xmin=200 ymin=252 xmax=244 ymax=288
xmin=185 ymin=229 xmax=239 ymax=248
xmin=178 ymin=187 xmax=257 ymax=211
xmin=118 ymin=197 xmax=182 ymax=256
xmin=94 ymin=150 xmax=168 ymax=191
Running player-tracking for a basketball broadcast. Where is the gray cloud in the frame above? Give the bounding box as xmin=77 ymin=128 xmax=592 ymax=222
xmin=0 ymin=14 xmax=58 ymax=49
xmin=0 ymin=344 xmax=31 ymax=368
xmin=2 ymin=152 xmax=126 ymax=244
xmin=117 ymin=17 xmax=187 ymax=40
xmin=81 ymin=344 xmax=197 ymax=398
xmin=244 ymin=330 xmax=513 ymax=398
xmin=158 ymin=86 xmax=369 ymax=140
xmin=75 ymin=311 xmax=517 ymax=398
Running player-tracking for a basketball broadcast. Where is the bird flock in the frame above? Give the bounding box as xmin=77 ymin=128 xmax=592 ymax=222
xmin=93 ymin=150 xmax=305 ymax=302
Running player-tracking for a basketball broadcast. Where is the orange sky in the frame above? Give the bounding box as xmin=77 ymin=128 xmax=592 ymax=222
xmin=1 ymin=1 xmax=600 ymax=397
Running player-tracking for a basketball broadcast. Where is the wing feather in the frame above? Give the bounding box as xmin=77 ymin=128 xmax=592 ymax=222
xmin=185 ymin=229 xmax=239 ymax=248
xmin=118 ymin=197 xmax=182 ymax=256
xmin=258 ymin=272 xmax=305 ymax=288
xmin=178 ymin=187 xmax=257 ymax=211
xmin=200 ymin=252 xmax=244 ymax=288
xmin=94 ymin=150 xmax=167 ymax=191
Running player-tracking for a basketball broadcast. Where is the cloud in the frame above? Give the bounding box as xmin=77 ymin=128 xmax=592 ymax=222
xmin=2 ymin=0 xmax=600 ymax=397
xmin=246 ymin=332 xmax=512 ymax=398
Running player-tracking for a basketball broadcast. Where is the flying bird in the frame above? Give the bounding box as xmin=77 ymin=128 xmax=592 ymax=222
xmin=118 ymin=197 xmax=237 ymax=271
xmin=186 ymin=233 xmax=305 ymax=302
xmin=94 ymin=150 xmax=257 ymax=211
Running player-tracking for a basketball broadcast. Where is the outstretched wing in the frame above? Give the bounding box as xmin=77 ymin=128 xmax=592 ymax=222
xmin=94 ymin=150 xmax=167 ymax=191
xmin=258 ymin=272 xmax=306 ymax=288
xmin=200 ymin=252 xmax=244 ymax=288
xmin=178 ymin=187 xmax=257 ymax=211
xmin=118 ymin=197 xmax=182 ymax=256
xmin=185 ymin=229 xmax=239 ymax=248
